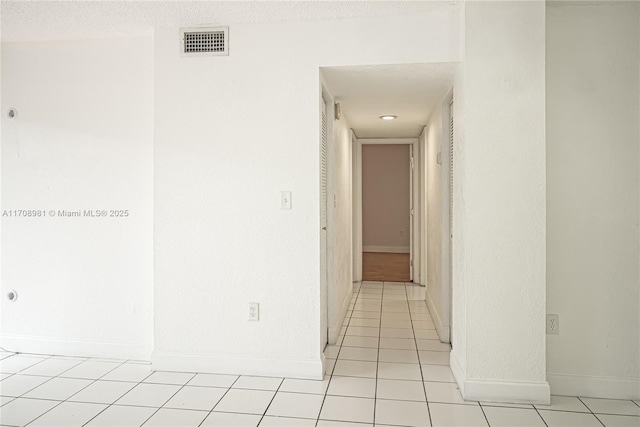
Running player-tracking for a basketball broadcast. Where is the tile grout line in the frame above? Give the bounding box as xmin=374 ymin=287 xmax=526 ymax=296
xmin=404 ymin=281 xmax=433 ymax=427
xmin=0 ymin=352 xmax=19 ymax=384
xmin=137 ymin=372 xmax=198 ymax=426
xmin=531 ymin=405 xmax=550 ymax=427
xmin=577 ymin=396 xmax=606 ymax=427
xmin=195 ymin=374 xmax=242 ymax=427
xmin=14 ymin=358 xmax=97 ymax=425
xmin=1 ymin=372 xmax=56 ymax=400
xmin=1 ymin=353 xmax=55 ymax=378
xmin=335 ymin=281 xmax=360 ymax=360
xmin=315 ymin=280 xmax=362 ymax=427
xmin=81 ymin=362 xmax=156 ymax=426
xmin=23 ymin=357 xmax=127 ymax=426
xmin=371 ymin=281 xmax=386 ymax=426
xmin=8 ymin=396 xmax=227 ymax=412
xmin=255 ymin=377 xmax=285 ymax=426
xmin=477 ymin=403 xmax=491 ymax=426
xmin=532 ymin=407 xmax=626 ymax=415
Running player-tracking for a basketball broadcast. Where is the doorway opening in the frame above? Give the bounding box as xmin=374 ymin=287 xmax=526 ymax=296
xmin=319 ymin=63 xmax=455 ymax=347
xmin=360 ymin=141 xmax=415 ymax=282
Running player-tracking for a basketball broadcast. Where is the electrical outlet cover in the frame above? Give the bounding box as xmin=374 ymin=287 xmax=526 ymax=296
xmin=546 ymin=314 xmax=559 ymax=335
xmin=249 ymin=303 xmax=260 ymax=321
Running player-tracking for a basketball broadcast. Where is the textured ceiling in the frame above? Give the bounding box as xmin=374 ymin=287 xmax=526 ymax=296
xmin=1 ymin=0 xmax=459 ymax=42
xmin=321 ymin=63 xmax=455 ymax=138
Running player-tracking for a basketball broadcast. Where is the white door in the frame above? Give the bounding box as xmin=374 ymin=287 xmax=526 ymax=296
xmin=320 ymin=96 xmax=328 ymax=348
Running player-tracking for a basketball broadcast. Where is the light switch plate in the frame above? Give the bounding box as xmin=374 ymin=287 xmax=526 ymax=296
xmin=281 ymin=191 xmax=292 ymax=210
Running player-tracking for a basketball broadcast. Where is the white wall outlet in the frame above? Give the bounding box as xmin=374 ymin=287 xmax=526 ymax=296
xmin=281 ymin=191 xmax=292 ymax=210
xmin=249 ymin=303 xmax=259 ymax=321
xmin=546 ymin=314 xmax=559 ymax=334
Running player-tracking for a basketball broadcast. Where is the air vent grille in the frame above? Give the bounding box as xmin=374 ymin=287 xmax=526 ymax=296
xmin=181 ymin=27 xmax=229 ymax=56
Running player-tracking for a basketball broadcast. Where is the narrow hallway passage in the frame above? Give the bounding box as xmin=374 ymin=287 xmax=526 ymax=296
xmin=321 ymin=281 xmax=469 ymax=426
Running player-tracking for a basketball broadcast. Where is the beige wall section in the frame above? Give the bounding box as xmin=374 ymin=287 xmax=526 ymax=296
xmin=362 ymin=144 xmax=411 ymax=253
xmin=546 ymin=2 xmax=640 ymax=398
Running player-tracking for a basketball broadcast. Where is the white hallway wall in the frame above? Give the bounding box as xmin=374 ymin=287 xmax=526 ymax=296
xmin=325 ymin=99 xmax=353 ymax=345
xmin=424 ymin=101 xmax=446 ymax=340
xmin=153 ymin=13 xmax=460 ymax=378
xmin=0 ymin=39 xmax=154 ymax=359
xmin=362 ymin=144 xmax=410 ymax=253
xmin=546 ymin=2 xmax=640 ymax=399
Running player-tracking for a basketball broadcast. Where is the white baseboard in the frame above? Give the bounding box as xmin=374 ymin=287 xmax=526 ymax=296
xmin=450 ymin=350 xmax=466 ymax=395
xmin=547 ymin=373 xmax=640 ymax=400
xmin=464 ymin=379 xmax=550 ymax=405
xmin=1 ymin=334 xmax=152 ymax=361
xmin=426 ymin=289 xmax=450 ymax=343
xmin=363 ymin=246 xmax=410 ymax=254
xmin=328 ymin=283 xmax=352 ymax=345
xmin=152 ymin=352 xmax=324 ymax=380
xmin=451 ymin=351 xmax=550 ymax=404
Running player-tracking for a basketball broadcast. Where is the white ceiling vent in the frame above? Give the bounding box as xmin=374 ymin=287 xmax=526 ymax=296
xmin=180 ymin=27 xmax=229 ymax=57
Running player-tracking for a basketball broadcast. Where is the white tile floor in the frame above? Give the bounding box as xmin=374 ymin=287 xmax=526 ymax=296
xmin=1 ymin=282 xmax=639 ymax=426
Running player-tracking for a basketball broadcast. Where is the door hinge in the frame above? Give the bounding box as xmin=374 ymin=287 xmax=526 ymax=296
xmin=410 ymin=209 xmax=414 ymax=216
xmin=410 ymin=157 xmax=414 ymax=170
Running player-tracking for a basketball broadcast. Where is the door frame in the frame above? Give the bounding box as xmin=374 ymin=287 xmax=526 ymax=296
xmin=353 ymin=137 xmax=421 ymax=283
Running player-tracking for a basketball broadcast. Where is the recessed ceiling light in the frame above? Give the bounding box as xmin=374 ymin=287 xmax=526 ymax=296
xmin=379 ymin=115 xmax=397 ymax=120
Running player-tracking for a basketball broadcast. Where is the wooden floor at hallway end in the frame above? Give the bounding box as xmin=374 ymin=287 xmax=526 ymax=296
xmin=362 ymin=252 xmax=410 ymax=282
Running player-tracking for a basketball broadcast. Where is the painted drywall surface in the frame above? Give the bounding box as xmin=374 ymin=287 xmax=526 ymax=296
xmin=328 ymin=102 xmax=353 ymax=341
xmin=419 ymin=128 xmax=427 ymax=288
xmin=425 ymin=104 xmax=444 ymax=328
xmin=450 ymin=6 xmax=467 ymax=377
xmin=0 ymin=39 xmax=154 ymax=358
xmin=454 ymin=1 xmax=547 ymax=392
xmin=153 ymin=13 xmax=460 ymax=375
xmin=547 ymin=2 xmax=640 ymax=388
xmin=362 ymin=145 xmax=410 ymax=252
xmin=353 ymin=135 xmax=362 ymax=283
xmin=412 ymin=142 xmax=421 ymax=284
